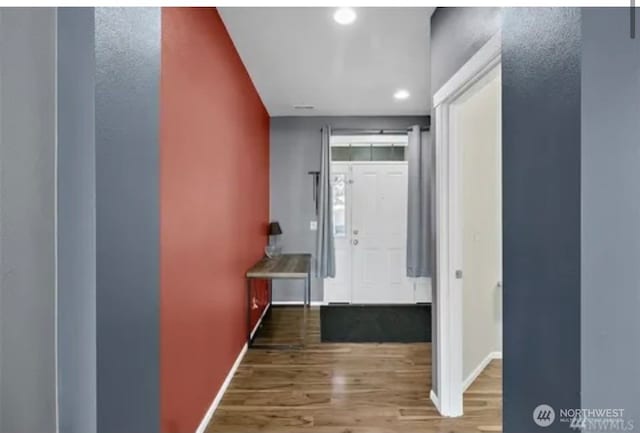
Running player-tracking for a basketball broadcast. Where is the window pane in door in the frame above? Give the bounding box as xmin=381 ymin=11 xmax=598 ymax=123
xmin=331 ymin=146 xmax=350 ymax=161
xmin=392 ymin=146 xmax=406 ymax=161
xmin=332 ymin=173 xmax=347 ymax=237
xmin=350 ymin=146 xmax=372 ymax=161
xmin=372 ymin=146 xmax=406 ymax=161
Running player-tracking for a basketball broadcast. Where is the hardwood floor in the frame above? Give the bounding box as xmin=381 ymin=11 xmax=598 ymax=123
xmin=207 ymin=307 xmax=502 ymax=433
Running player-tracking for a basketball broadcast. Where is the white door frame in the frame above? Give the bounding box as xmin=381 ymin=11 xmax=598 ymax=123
xmin=432 ymin=32 xmax=501 ymax=417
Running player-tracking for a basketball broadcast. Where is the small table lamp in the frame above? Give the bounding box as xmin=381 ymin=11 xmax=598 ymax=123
xmin=265 ymin=221 xmax=283 ymax=258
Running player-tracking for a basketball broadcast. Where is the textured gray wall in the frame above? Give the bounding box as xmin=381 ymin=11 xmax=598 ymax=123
xmin=503 ymin=8 xmax=581 ymax=432
xmin=581 ymin=8 xmax=640 ymax=430
xmin=57 ymin=8 xmax=97 ymax=433
xmin=429 ymin=6 xmax=501 ymax=399
xmin=430 ymin=7 xmax=502 ymax=93
xmin=270 ymin=116 xmax=428 ymax=302
xmin=0 ymin=8 xmax=58 ymax=433
xmin=95 ymin=8 xmax=161 ymax=433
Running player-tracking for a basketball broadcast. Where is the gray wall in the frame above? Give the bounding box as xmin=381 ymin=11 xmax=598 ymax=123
xmin=432 ymin=8 xmax=587 ymax=431
xmin=503 ymin=8 xmax=581 ymax=432
xmin=0 ymin=8 xmax=58 ymax=433
xmin=430 ymin=7 xmax=502 ymax=93
xmin=270 ymin=116 xmax=428 ymax=302
xmin=57 ymin=8 xmax=97 ymax=433
xmin=0 ymin=8 xmax=162 ymax=432
xmin=429 ymin=6 xmax=501 ymax=400
xmin=95 ymin=8 xmax=161 ymax=433
xmin=581 ymin=8 xmax=640 ymax=430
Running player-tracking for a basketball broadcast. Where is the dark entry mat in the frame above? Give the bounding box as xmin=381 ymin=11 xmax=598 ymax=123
xmin=320 ymin=304 xmax=431 ymax=343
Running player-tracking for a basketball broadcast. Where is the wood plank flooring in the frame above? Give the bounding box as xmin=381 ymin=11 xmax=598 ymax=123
xmin=207 ymin=307 xmax=502 ymax=433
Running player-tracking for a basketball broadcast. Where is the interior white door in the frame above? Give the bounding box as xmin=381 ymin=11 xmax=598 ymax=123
xmin=351 ymin=163 xmax=413 ymax=303
xmin=324 ymin=164 xmax=351 ymax=302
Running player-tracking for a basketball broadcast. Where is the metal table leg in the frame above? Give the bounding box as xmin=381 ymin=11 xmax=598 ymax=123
xmin=302 ymin=274 xmax=308 ymax=344
xmin=267 ymin=279 xmax=273 ymax=319
xmin=246 ymin=278 xmax=252 ymax=347
xmin=304 ymin=273 xmax=309 ymax=307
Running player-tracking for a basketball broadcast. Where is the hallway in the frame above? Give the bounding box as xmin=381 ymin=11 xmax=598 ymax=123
xmin=207 ymin=307 xmax=502 ymax=433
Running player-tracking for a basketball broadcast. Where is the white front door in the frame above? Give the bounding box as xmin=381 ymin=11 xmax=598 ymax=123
xmin=324 ymin=162 xmax=413 ymax=304
xmin=351 ymin=164 xmax=413 ymax=303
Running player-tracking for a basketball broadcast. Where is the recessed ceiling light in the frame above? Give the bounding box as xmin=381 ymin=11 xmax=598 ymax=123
xmin=394 ymin=89 xmax=410 ymax=100
xmin=333 ymin=8 xmax=356 ymax=25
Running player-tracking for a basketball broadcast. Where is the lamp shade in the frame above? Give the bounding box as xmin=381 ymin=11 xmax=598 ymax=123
xmin=268 ymin=222 xmax=283 ymax=236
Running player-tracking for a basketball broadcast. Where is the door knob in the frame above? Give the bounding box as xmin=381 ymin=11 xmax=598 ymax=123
xmin=353 ymin=229 xmax=359 ymax=235
xmin=352 ymin=239 xmax=359 ymax=245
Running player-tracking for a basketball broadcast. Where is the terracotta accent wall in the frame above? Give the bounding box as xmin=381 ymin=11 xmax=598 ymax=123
xmin=160 ymin=8 xmax=269 ymax=433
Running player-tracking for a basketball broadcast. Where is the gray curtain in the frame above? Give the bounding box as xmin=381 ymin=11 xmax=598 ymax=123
xmin=406 ymin=125 xmax=433 ymax=277
xmin=315 ymin=126 xmax=335 ymax=278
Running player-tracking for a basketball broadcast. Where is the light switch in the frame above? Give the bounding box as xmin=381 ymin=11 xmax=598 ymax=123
xmin=310 ymin=220 xmax=318 ymax=231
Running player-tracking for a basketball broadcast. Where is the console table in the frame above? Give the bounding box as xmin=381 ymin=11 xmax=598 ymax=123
xmin=245 ymin=253 xmax=311 ymax=347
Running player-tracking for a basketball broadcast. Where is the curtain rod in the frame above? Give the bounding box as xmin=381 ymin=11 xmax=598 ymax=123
xmin=330 ymin=127 xmax=429 ymax=135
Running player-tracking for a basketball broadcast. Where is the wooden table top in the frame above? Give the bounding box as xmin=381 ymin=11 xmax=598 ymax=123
xmin=246 ymin=253 xmax=311 ymax=279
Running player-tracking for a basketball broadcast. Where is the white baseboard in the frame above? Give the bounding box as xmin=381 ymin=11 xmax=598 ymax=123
xmin=195 ymin=343 xmax=247 ymax=433
xmin=195 ymin=304 xmax=271 ymax=433
xmin=430 ymin=389 xmax=441 ymax=413
xmin=462 ymin=351 xmax=502 ymax=392
xmin=272 ymin=301 xmax=326 ymax=306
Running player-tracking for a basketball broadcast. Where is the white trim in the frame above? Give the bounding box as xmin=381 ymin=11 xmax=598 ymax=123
xmin=195 ymin=343 xmax=248 ymax=433
xmin=331 ymin=134 xmax=408 ymax=146
xmin=462 ymin=351 xmax=502 ymax=392
xmin=430 ymin=390 xmax=442 ymax=414
xmin=272 ymin=301 xmax=327 ymax=306
xmin=433 ymin=31 xmax=501 ymax=418
xmin=195 ymin=304 xmax=272 ymax=433
xmin=331 ymin=160 xmax=409 ymax=166
xmin=433 ymin=32 xmax=502 ymax=108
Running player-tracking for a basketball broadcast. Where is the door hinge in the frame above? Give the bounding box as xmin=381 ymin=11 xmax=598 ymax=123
xmin=455 ymin=270 xmax=463 ymax=279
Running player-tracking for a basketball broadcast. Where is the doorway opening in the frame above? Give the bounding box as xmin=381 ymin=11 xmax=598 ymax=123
xmin=433 ymin=32 xmax=502 ymax=419
xmin=457 ymin=65 xmax=502 ymax=404
xmin=324 ymin=134 xmax=430 ymax=305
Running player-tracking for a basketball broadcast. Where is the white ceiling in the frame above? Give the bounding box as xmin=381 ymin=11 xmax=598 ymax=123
xmin=218 ymin=7 xmax=433 ymax=117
